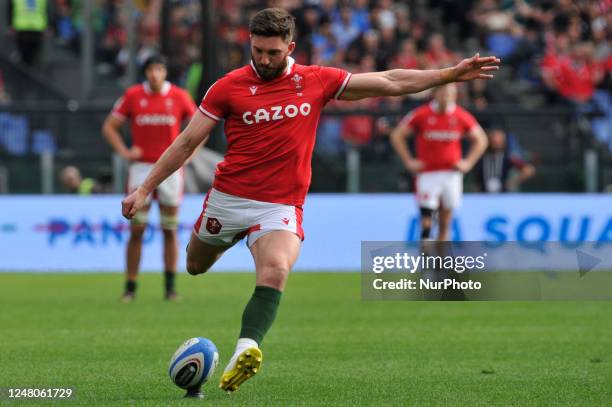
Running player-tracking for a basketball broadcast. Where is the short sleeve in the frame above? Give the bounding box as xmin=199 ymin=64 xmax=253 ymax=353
xmin=199 ymin=79 xmax=229 ymax=121
xmin=180 ymin=90 xmax=196 ymax=120
xmin=316 ymin=66 xmax=352 ymax=101
xmin=458 ymin=108 xmax=478 ymax=131
xmin=399 ymin=109 xmax=420 ymax=132
xmin=111 ymin=94 xmax=130 ymax=121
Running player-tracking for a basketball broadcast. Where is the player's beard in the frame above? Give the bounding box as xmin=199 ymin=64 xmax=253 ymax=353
xmin=252 ymin=57 xmax=287 ymax=81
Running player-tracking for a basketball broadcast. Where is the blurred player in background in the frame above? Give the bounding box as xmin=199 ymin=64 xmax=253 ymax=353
xmin=474 ymin=126 xmax=536 ymax=193
xmin=121 ymin=8 xmax=499 ymax=395
xmin=390 ymin=83 xmax=488 ymax=241
xmin=102 ymin=55 xmax=196 ymax=302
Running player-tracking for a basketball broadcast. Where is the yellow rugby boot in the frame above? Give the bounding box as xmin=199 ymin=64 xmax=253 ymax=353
xmin=219 ymin=347 xmax=262 ymax=393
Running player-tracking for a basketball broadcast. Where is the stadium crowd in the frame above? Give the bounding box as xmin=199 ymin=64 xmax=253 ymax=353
xmin=44 ymin=0 xmax=610 ymax=152
xmin=2 ymin=0 xmax=608 ymax=193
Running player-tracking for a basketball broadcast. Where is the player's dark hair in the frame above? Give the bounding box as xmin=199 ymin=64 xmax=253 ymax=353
xmin=143 ymin=54 xmax=168 ymax=71
xmin=249 ymin=8 xmax=295 ymax=43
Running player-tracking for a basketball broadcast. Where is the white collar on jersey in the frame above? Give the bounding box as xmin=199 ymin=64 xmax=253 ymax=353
xmin=430 ymin=100 xmax=457 ymax=114
xmin=143 ymin=81 xmax=171 ymax=96
xmin=249 ymin=56 xmax=295 ymax=80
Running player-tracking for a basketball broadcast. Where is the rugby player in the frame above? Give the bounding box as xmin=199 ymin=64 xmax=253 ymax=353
xmin=121 ymin=8 xmax=500 ymax=394
xmin=390 ymin=83 xmax=488 ymax=241
xmin=103 ymin=55 xmax=196 ymax=302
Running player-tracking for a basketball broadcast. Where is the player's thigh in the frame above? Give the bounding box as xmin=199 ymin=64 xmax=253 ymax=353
xmin=416 ymin=172 xmax=442 ymax=210
xmin=186 ymin=232 xmax=229 ymax=274
xmin=128 ymin=163 xmax=154 ymax=194
xmin=249 ymin=230 xmax=301 ymax=290
xmin=440 ymin=171 xmax=463 ymax=210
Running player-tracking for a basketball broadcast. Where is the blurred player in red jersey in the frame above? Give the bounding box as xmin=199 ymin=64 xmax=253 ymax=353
xmin=102 ymin=55 xmax=196 ymax=303
xmin=120 ymin=9 xmax=500 ymax=395
xmin=390 ymin=83 xmax=488 ymax=241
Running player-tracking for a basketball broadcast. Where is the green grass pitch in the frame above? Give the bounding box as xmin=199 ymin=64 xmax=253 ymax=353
xmin=1 ymin=272 xmax=611 ymax=406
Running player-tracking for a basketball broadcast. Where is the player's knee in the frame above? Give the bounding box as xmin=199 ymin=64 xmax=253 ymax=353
xmin=160 ymin=213 xmax=179 ymax=231
xmin=258 ymin=258 xmax=291 ymax=288
xmin=131 ymin=210 xmax=149 ymax=226
xmin=420 ymin=207 xmax=434 ymax=221
xmin=186 ymin=259 xmax=209 ymax=276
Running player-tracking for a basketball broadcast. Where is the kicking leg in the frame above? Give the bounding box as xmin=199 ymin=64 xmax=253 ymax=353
xmin=220 ymin=230 xmax=301 ymax=392
xmin=185 ymin=232 xmax=229 ymax=275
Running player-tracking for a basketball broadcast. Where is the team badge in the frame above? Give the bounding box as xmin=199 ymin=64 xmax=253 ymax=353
xmin=290 ymin=73 xmax=305 ymax=91
xmin=206 ymin=218 xmax=222 ymax=234
xmin=140 ymin=99 xmax=148 ymax=107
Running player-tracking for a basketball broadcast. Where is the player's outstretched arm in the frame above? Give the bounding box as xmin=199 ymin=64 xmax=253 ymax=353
xmin=340 ymin=54 xmax=501 ymax=101
xmin=121 ymin=112 xmax=216 ymax=219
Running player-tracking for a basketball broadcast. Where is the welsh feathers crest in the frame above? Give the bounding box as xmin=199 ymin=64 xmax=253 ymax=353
xmin=290 ymin=73 xmax=304 ymax=90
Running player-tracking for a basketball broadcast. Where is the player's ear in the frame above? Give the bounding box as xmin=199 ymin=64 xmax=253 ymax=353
xmin=287 ymin=41 xmax=296 ymax=55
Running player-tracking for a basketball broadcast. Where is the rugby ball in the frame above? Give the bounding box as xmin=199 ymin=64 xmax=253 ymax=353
xmin=168 ymin=337 xmax=219 ymax=389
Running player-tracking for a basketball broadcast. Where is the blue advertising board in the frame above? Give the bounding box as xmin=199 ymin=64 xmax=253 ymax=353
xmin=0 ymin=194 xmax=610 ymax=271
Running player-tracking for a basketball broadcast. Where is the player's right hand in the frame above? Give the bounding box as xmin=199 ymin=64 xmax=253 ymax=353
xmin=123 ymin=146 xmax=143 ymax=162
xmin=122 ymin=187 xmax=148 ymax=219
xmin=405 ymin=159 xmax=424 ymax=174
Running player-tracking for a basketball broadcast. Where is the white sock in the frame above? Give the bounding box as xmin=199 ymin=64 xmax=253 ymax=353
xmin=224 ymin=338 xmax=258 ymax=373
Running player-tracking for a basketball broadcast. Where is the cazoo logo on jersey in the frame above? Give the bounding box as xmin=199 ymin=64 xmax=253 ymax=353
xmin=135 ymin=114 xmax=177 ymax=126
xmin=242 ymin=103 xmax=311 ymax=125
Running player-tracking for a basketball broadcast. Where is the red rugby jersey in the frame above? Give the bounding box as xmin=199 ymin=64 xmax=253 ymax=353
xmin=400 ymin=101 xmax=478 ymax=172
xmin=199 ymin=58 xmax=351 ymax=205
xmin=112 ymin=81 xmax=196 ymax=163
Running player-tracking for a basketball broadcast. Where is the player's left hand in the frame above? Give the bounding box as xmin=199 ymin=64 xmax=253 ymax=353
xmin=454 ymin=159 xmax=472 ymax=173
xmin=453 ymin=54 xmax=501 ymax=82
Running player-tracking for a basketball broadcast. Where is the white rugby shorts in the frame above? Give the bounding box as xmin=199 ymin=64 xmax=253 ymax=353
xmin=193 ymin=188 xmax=304 ymax=247
xmin=415 ymin=170 xmax=463 ymax=210
xmin=127 ymin=162 xmax=184 ymax=207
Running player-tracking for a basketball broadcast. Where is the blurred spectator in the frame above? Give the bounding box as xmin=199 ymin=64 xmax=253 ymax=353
xmin=392 ymin=38 xmax=419 ymax=70
xmin=331 ymin=6 xmax=361 ymax=49
xmin=423 ymin=33 xmax=457 ymax=69
xmin=373 ymin=0 xmax=396 ymax=30
xmin=505 ymin=18 xmax=544 ymax=81
xmin=53 ymin=0 xmax=77 ymax=48
xmin=8 ymin=0 xmax=51 ymax=66
xmin=60 ymin=166 xmax=101 ymax=195
xmin=339 ymin=55 xmax=380 ymax=146
xmin=97 ymin=4 xmax=128 ymax=75
xmin=473 ymin=126 xmax=535 ymax=193
xmin=352 ymin=0 xmax=371 ymax=33
xmin=542 ymin=41 xmax=604 ymax=105
xmin=311 ymin=16 xmax=338 ymax=65
xmin=345 ymin=29 xmax=384 ymax=69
